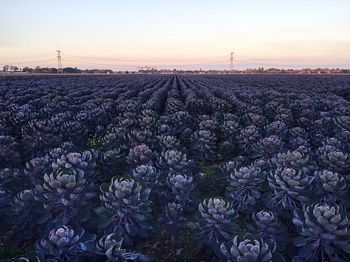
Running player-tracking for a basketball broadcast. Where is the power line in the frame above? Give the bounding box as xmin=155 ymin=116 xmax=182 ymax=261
xmin=62 ymin=58 xmax=227 ymax=68
xmin=0 ymin=49 xmax=219 ymax=69
xmin=1 ymin=51 xmax=229 ymax=70
xmin=63 ymin=54 xmax=227 ymax=63
xmin=0 ymin=59 xmax=56 ymax=65
xmin=159 ymin=61 xmax=227 ymax=67
xmin=62 ymin=59 xmax=139 ymax=68
xmin=0 ymin=54 xmax=54 ymax=61
xmin=3 ymin=52 xmax=348 ymax=70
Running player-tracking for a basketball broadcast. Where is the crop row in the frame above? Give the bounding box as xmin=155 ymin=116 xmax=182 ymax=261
xmin=0 ymin=75 xmax=350 ymax=261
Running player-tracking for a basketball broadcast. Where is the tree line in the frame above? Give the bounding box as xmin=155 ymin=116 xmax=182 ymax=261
xmin=2 ymin=65 xmax=114 ymax=74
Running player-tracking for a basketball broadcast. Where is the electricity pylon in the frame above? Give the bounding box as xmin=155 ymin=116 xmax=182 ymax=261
xmin=57 ymin=50 xmax=63 ymax=73
xmin=229 ymin=52 xmax=234 ymax=72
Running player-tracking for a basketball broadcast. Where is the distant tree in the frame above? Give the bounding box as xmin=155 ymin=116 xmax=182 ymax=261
xmin=23 ymin=67 xmax=34 ymax=73
xmin=3 ymin=65 xmax=9 ymax=72
xmin=50 ymin=68 xmax=58 ymax=73
xmin=34 ymin=66 xmax=41 ymax=73
xmin=63 ymin=67 xmax=82 ymax=73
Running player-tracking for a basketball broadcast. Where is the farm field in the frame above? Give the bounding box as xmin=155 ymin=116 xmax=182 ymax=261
xmin=1 ymin=74 xmax=350 ymax=261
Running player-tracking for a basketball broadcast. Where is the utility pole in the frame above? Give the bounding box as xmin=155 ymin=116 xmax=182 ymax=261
xmin=229 ymin=52 xmax=234 ymax=72
xmin=57 ymin=50 xmax=63 ymax=73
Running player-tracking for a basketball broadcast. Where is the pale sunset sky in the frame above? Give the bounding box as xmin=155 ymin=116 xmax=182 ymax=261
xmin=1 ymin=0 xmax=349 ymax=70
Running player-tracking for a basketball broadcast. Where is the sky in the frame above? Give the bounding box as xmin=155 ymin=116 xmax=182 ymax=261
xmin=1 ymin=0 xmax=350 ymax=70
